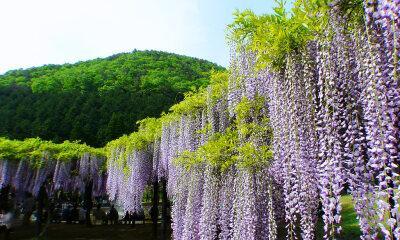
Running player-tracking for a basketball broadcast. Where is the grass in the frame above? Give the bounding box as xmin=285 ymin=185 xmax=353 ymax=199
xmin=315 ymin=195 xmax=362 ymax=240
xmin=338 ymin=195 xmax=362 ymax=239
xmin=274 ymin=195 xmax=363 ymax=239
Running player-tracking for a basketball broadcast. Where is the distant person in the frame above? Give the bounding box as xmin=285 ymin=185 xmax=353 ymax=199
xmin=136 ymin=208 xmax=145 ymax=224
xmin=79 ymin=207 xmax=86 ymax=224
xmin=62 ymin=205 xmax=71 ymax=224
xmin=93 ymin=204 xmax=106 ymax=225
xmin=42 ymin=210 xmax=48 ymax=223
xmin=71 ymin=205 xmax=79 ymax=223
xmin=150 ymin=206 xmax=158 ymax=224
xmin=0 ymin=206 xmax=15 ymax=240
xmin=51 ymin=205 xmax=61 ymax=223
xmin=22 ymin=192 xmax=35 ymax=225
xmin=108 ymin=205 xmax=118 ymax=225
xmin=129 ymin=211 xmax=137 ymax=226
xmin=122 ymin=211 xmax=131 ymax=224
xmin=130 ymin=211 xmax=136 ymax=226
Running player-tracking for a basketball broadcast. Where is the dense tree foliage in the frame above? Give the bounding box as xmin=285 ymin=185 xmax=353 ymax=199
xmin=0 ymin=50 xmax=223 ymax=146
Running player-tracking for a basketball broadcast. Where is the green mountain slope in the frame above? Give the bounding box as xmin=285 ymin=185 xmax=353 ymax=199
xmin=0 ymin=50 xmax=224 ymax=147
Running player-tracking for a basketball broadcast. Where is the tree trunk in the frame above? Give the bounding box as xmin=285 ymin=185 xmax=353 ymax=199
xmin=388 ymin=172 xmax=397 ymax=236
xmin=0 ymin=185 xmax=10 ymax=211
xmin=161 ymin=178 xmax=168 ymax=240
xmin=84 ymin=180 xmax=93 ymax=227
xmin=36 ymin=185 xmax=46 ymax=237
xmin=152 ymin=179 xmax=159 ymax=237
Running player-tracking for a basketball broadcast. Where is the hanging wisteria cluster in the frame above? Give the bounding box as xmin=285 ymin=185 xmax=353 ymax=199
xmin=106 ymin=145 xmax=153 ymax=212
xmin=260 ymin=1 xmax=400 ymax=239
xmin=155 ymin=79 xmax=276 ymax=240
xmin=0 ymin=152 xmax=106 ymax=198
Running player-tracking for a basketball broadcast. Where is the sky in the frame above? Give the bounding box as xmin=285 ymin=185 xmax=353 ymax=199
xmin=0 ymin=0 xmax=276 ymax=74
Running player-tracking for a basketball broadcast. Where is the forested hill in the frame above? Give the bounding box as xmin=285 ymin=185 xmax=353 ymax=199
xmin=0 ymin=50 xmax=224 ymax=147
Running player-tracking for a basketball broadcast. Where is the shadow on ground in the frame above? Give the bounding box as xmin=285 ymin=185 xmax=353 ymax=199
xmin=11 ymin=223 xmax=171 ymax=240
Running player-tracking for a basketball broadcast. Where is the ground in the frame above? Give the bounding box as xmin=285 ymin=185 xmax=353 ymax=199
xmin=9 ymin=195 xmax=361 ymax=240
xmin=11 ymin=223 xmax=171 ymax=240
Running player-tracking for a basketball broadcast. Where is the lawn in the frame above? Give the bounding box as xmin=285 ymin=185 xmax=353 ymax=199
xmin=337 ymin=195 xmax=362 ymax=240
xmin=314 ymin=195 xmax=361 ymax=240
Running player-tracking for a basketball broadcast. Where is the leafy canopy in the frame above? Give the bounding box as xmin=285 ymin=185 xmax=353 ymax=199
xmin=228 ymin=0 xmax=364 ymax=70
xmin=0 ymin=137 xmax=105 ymax=168
xmin=0 ymin=50 xmax=224 ymax=147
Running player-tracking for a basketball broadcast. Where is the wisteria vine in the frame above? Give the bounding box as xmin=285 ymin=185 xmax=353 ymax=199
xmin=0 ymin=1 xmax=398 ymax=240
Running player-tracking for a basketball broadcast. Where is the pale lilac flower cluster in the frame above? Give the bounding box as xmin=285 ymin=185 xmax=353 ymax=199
xmin=263 ymin=4 xmax=400 ymax=239
xmin=0 ymin=160 xmax=16 ymax=189
xmin=1 ymin=151 xmax=105 ymax=199
xmin=106 ymin=146 xmax=153 ymax=213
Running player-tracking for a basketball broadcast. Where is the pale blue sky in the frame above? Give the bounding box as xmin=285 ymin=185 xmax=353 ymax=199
xmin=0 ymin=0 xmax=277 ymax=73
